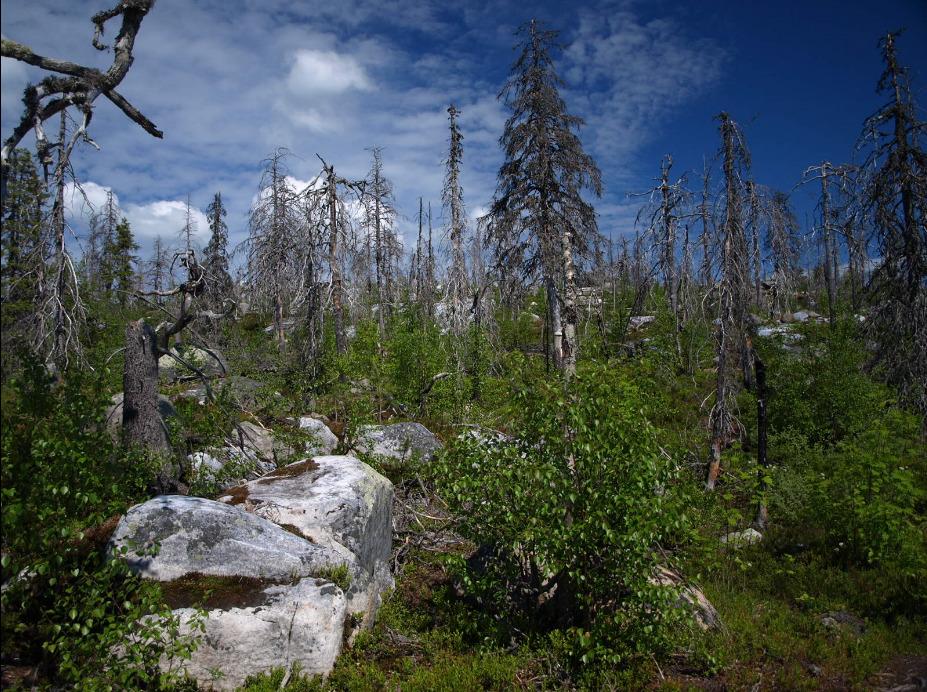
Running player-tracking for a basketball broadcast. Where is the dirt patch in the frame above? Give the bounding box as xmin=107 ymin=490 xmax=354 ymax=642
xmin=222 ymin=484 xmax=250 ymax=505
xmin=160 ymin=572 xmax=295 ymax=610
xmin=868 ymin=654 xmax=927 ymax=690
xmin=257 ymin=458 xmax=319 ymax=483
xmin=80 ymin=514 xmax=122 ymax=551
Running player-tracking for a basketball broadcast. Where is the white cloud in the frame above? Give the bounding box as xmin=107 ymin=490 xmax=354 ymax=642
xmin=286 ymin=49 xmax=371 ymax=96
xmin=2 ymin=0 xmax=727 ymax=269
xmin=64 ymin=181 xmax=117 ymax=222
xmin=564 ymin=10 xmax=726 ymax=182
xmin=123 ymin=200 xmax=210 ymax=247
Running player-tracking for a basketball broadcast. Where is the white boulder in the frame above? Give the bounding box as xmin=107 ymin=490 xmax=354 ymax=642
xmin=298 ymin=416 xmax=339 ymax=456
xmin=165 ymin=578 xmax=345 ymax=690
xmin=218 ymin=456 xmax=393 ymax=627
xmin=353 ymin=422 xmax=443 ymax=463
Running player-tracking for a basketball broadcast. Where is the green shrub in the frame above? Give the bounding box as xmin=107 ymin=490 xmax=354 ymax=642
xmin=1 ymin=360 xmax=197 ymax=686
xmin=436 ymin=363 xmax=692 ymax=666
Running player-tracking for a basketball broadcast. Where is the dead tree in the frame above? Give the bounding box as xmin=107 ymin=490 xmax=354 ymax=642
xmin=801 ymin=162 xmax=850 ymax=326
xmin=364 ymin=147 xmax=397 ymax=336
xmin=747 ymin=180 xmax=764 ymax=310
xmin=247 ymin=149 xmax=300 ymax=351
xmin=706 ymin=112 xmax=751 ymax=491
xmin=858 ymin=31 xmax=927 ymax=420
xmin=698 ymin=158 xmax=716 ymax=290
xmin=635 ymin=154 xmax=691 ymax=360
xmin=127 ymin=250 xmax=228 ymax=488
xmin=765 ymin=191 xmax=800 ymax=316
xmin=1 ymin=0 xmax=161 ymax=369
xmin=311 ymin=156 xmax=366 ymax=354
xmin=444 ymin=104 xmax=469 ymax=337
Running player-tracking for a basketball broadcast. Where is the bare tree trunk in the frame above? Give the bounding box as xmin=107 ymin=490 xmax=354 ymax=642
xmin=753 ymin=348 xmax=769 ymax=530
xmin=374 ymin=191 xmax=384 ymax=336
xmin=561 ymin=224 xmax=577 ymax=379
xmin=123 ymin=319 xmax=170 ymax=455
xmin=328 ymin=169 xmax=347 ymax=354
xmin=660 ymin=157 xmax=682 ymax=360
xmin=820 ymin=167 xmax=837 ymax=327
xmin=547 ymin=278 xmax=562 ymax=370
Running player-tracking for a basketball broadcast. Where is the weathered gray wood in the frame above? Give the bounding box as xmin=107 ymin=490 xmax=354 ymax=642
xmin=122 ymin=319 xmax=170 ymax=455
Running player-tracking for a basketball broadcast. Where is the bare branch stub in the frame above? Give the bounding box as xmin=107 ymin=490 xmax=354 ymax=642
xmin=1 ymin=0 xmax=162 ymax=167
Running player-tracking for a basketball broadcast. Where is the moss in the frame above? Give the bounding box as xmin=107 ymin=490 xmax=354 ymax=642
xmin=257 ymin=458 xmax=319 ymax=483
xmin=279 ymin=523 xmax=315 ymax=542
xmin=160 ymin=572 xmax=295 ymax=610
xmin=313 ymin=564 xmax=351 ymax=592
xmin=222 ymin=484 xmax=250 ymax=505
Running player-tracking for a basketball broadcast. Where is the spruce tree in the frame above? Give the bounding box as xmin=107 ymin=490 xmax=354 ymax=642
xmin=487 ymin=19 xmax=602 ymax=377
xmin=105 ymin=217 xmax=139 ymax=307
xmin=859 ymin=32 xmax=927 ymax=419
xmin=203 ymin=192 xmax=234 ymax=310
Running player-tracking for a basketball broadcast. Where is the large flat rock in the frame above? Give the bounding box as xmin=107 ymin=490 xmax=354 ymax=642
xmin=165 ymin=577 xmax=346 ymax=690
xmin=218 ymin=456 xmax=393 ymax=625
xmin=109 ymin=495 xmax=351 ymax=582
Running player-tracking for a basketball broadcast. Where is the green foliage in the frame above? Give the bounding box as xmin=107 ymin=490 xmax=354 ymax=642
xmin=1 ymin=360 xmax=197 ymax=686
xmin=437 ymin=362 xmax=692 ymax=666
xmin=757 ymin=325 xmax=927 ymax=584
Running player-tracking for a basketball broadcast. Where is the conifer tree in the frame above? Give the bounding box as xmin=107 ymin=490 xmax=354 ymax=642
xmin=1 ymin=148 xmax=45 ymax=307
xmin=0 ymin=148 xmax=46 ymax=369
xmin=203 ymin=192 xmax=234 ymax=310
xmin=444 ymin=104 xmax=469 ymax=336
xmin=706 ymin=112 xmax=752 ymax=491
xmin=106 ymin=217 xmax=138 ymax=307
xmin=487 ymin=19 xmax=602 ymax=378
xmin=859 ymin=32 xmax=926 ymax=419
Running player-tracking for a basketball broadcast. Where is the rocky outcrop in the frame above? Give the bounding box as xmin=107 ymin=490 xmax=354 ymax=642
xmin=298 ymin=416 xmax=339 ymax=456
xmin=628 ymin=315 xmax=656 ymax=330
xmin=353 ymin=422 xmax=443 ymax=463
xmin=651 ymin=567 xmax=720 ymax=631
xmin=164 ymin=577 xmax=346 ymax=690
xmin=109 ymin=495 xmax=351 ymax=582
xmin=721 ymin=527 xmax=763 ymax=548
xmin=174 ymin=375 xmax=273 ymax=409
xmin=217 ymin=456 xmax=393 ymax=627
xmin=232 ymin=421 xmax=295 ymax=465
xmin=159 ymin=346 xmax=227 ymax=382
xmin=109 ymin=484 xmax=392 ymax=688
xmin=187 ymin=447 xmax=274 ymax=491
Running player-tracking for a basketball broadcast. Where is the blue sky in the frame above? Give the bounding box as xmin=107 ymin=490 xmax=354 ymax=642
xmin=2 ymin=0 xmax=925 ymax=264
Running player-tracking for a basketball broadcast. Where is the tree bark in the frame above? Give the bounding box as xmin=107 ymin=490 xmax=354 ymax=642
xmin=753 ymin=348 xmax=769 ymax=530
xmin=547 ymin=278 xmax=562 ymax=370
xmin=123 ymin=319 xmax=170 ymax=455
xmin=561 ymin=224 xmax=577 ymax=379
xmin=328 ymin=169 xmax=347 ymax=354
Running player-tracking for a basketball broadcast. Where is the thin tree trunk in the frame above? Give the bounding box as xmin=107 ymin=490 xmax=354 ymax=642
xmin=123 ymin=319 xmax=170 ymax=455
xmin=820 ymin=167 xmax=837 ymax=327
xmin=328 ymin=170 xmax=346 ymax=354
xmin=753 ymin=348 xmax=769 ymax=530
xmin=561 ymin=224 xmax=577 ymax=379
xmin=547 ymin=278 xmax=562 ymax=370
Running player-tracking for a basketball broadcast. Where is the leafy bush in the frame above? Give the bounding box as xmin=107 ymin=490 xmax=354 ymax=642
xmin=436 ymin=363 xmax=692 ymax=666
xmin=1 ymin=361 xmax=196 ymax=686
xmin=760 ymin=325 xmax=927 ymax=593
